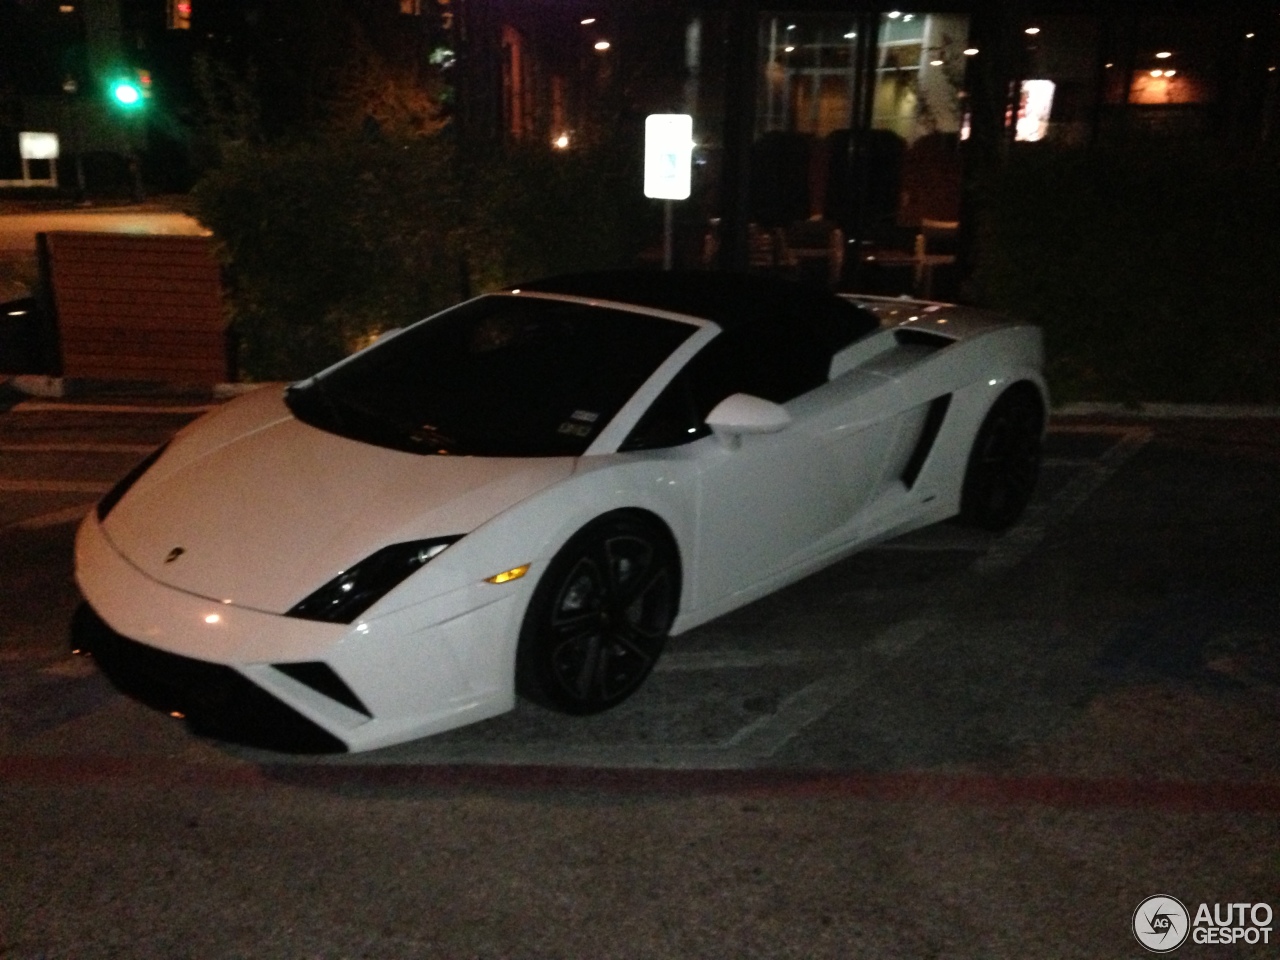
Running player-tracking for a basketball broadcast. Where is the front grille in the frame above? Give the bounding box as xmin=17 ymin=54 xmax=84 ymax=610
xmin=73 ymin=603 xmax=346 ymax=754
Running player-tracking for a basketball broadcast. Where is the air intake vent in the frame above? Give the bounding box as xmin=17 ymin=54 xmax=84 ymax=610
xmin=902 ymin=394 xmax=952 ymax=487
xmin=274 ymin=662 xmax=372 ymax=717
xmin=894 ymin=328 xmax=955 ymax=351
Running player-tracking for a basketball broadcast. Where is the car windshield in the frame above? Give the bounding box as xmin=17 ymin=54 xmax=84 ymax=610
xmin=285 ymin=294 xmax=698 ymax=457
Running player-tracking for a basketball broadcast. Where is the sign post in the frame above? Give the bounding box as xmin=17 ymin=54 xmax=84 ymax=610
xmin=643 ymin=114 xmax=693 ymax=271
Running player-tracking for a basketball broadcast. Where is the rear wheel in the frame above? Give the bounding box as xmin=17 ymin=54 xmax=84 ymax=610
xmin=959 ymin=386 xmax=1044 ymax=532
xmin=516 ymin=514 xmax=679 ymax=714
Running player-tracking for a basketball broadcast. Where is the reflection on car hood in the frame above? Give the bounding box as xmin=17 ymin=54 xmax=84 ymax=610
xmin=102 ymin=387 xmax=574 ymax=614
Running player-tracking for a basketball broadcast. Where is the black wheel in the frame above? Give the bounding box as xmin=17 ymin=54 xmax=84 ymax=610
xmin=958 ymin=385 xmax=1044 ymax=532
xmin=516 ymin=514 xmax=679 ymax=714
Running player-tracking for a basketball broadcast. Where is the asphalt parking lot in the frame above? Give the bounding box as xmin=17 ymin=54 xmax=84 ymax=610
xmin=1 ymin=387 xmax=1277 ymax=958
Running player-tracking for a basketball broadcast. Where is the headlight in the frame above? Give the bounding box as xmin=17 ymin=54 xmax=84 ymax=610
xmin=285 ymin=536 xmax=461 ymax=624
xmin=96 ymin=443 xmax=170 ymax=521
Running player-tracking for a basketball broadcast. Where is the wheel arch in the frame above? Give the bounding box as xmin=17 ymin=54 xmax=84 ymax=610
xmin=998 ymin=378 xmax=1049 ymax=432
xmin=568 ymin=506 xmax=685 ymax=601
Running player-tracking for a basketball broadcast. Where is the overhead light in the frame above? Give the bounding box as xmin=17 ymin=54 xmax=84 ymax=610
xmin=930 ymin=59 xmax=945 ymax=66
xmin=888 ymin=11 xmax=902 ymax=19
xmin=1025 ymin=26 xmax=1041 ymax=35
xmin=580 ymin=17 xmax=596 ymax=25
xmin=1150 ymin=69 xmax=1163 ymax=77
xmin=844 ymin=31 xmax=857 ymax=39
xmin=1155 ymin=51 xmax=1172 ymax=59
xmin=784 ymin=45 xmax=795 ymax=52
xmin=964 ymin=47 xmax=979 ymax=56
xmin=594 ymin=40 xmax=610 ymax=51
xmin=1246 ymin=32 xmax=1255 ymax=39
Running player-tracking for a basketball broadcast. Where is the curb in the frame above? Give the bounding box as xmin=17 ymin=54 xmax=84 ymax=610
xmin=3 ymin=375 xmax=263 ymax=402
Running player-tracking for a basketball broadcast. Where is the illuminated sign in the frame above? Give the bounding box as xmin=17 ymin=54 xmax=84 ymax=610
xmin=1015 ymin=80 xmax=1055 ymax=142
xmin=19 ymin=132 xmax=59 ymax=160
xmin=644 ymin=114 xmax=693 ymax=201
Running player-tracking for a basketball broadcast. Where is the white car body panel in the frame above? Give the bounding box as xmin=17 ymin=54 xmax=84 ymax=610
xmin=75 ymin=284 xmax=1046 ymax=753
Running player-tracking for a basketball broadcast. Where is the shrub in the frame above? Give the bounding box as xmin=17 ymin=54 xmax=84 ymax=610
xmin=190 ymin=132 xmax=649 ymax=381
xmin=969 ymin=144 xmax=1280 ymax=404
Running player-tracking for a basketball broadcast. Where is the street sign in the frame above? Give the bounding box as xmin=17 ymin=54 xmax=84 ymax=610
xmin=19 ymin=132 xmax=59 ymax=161
xmin=644 ymin=114 xmax=693 ymax=201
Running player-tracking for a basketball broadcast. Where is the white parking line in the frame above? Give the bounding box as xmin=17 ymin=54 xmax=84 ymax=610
xmin=973 ymin=425 xmax=1152 ymax=576
xmin=9 ymin=504 xmax=94 ymax=530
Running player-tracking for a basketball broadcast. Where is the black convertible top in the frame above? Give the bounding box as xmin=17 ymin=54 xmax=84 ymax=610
xmin=516 ymin=270 xmax=879 ymax=355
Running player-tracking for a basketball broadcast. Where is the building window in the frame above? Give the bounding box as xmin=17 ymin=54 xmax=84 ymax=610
xmin=168 ymin=0 xmax=191 ymax=30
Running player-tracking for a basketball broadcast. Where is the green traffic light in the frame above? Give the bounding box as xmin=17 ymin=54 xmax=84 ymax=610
xmin=111 ymin=80 xmax=143 ymax=107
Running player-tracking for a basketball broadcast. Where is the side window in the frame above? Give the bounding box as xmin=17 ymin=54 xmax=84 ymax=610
xmin=620 ymin=372 xmax=709 ymax=451
xmin=687 ymin=325 xmax=828 ymax=411
xmin=620 ymin=325 xmax=828 ymax=452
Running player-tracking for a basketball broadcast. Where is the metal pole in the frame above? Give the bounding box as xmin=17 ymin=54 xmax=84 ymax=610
xmin=664 ymin=200 xmax=674 ymax=270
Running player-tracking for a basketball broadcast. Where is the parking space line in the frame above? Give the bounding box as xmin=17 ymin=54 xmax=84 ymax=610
xmin=974 ymin=425 xmax=1152 ymax=576
xmin=7 ymin=503 xmax=94 ymax=530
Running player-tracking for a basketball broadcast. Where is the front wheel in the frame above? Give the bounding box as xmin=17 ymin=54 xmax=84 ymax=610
xmin=516 ymin=514 xmax=680 ymax=714
xmin=958 ymin=386 xmax=1044 ymax=532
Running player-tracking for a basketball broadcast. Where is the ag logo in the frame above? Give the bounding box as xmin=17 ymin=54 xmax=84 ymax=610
xmin=1133 ymin=895 xmax=1190 ymax=953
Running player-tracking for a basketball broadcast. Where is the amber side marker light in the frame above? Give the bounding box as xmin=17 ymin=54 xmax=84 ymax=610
xmin=485 ymin=564 xmax=530 ymax=585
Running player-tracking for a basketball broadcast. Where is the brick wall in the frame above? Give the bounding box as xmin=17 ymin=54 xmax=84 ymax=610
xmin=40 ymin=231 xmax=231 ymax=383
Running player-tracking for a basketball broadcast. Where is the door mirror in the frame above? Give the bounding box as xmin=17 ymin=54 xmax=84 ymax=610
xmin=705 ymin=392 xmax=791 ymax=448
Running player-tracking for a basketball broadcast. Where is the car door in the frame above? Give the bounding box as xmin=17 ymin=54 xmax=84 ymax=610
xmin=625 ymin=322 xmax=851 ymax=610
xmin=690 ymin=406 xmax=845 ymax=609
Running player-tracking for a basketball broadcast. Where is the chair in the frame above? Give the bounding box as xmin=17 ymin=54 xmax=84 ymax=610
xmin=784 ymin=218 xmax=845 ymax=289
xmin=912 ymin=219 xmax=959 ymax=298
xmin=747 ymin=223 xmax=795 ymax=274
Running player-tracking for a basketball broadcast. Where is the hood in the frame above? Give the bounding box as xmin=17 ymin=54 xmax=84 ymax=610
xmin=103 ymin=387 xmax=573 ymax=613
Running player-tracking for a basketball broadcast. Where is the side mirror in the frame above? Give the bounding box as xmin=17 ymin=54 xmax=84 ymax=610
xmin=705 ymin=392 xmax=791 ymax=448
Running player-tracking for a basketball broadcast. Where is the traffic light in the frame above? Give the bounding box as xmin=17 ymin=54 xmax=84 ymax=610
xmin=109 ymin=70 xmax=152 ymax=110
xmin=111 ymin=80 xmax=142 ymax=107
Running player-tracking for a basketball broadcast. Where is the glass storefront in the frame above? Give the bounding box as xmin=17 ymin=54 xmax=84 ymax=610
xmin=747 ymin=10 xmax=970 ymax=292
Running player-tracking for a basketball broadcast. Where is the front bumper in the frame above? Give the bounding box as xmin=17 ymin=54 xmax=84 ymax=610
xmin=75 ymin=514 xmax=527 ymax=752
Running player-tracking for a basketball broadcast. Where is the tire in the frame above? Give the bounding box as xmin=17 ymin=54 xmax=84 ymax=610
xmin=958 ymin=385 xmax=1044 ymax=532
xmin=516 ymin=514 xmax=680 ymax=715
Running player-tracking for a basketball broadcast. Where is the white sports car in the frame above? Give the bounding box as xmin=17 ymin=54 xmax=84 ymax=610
xmin=75 ymin=271 xmax=1046 ymax=753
